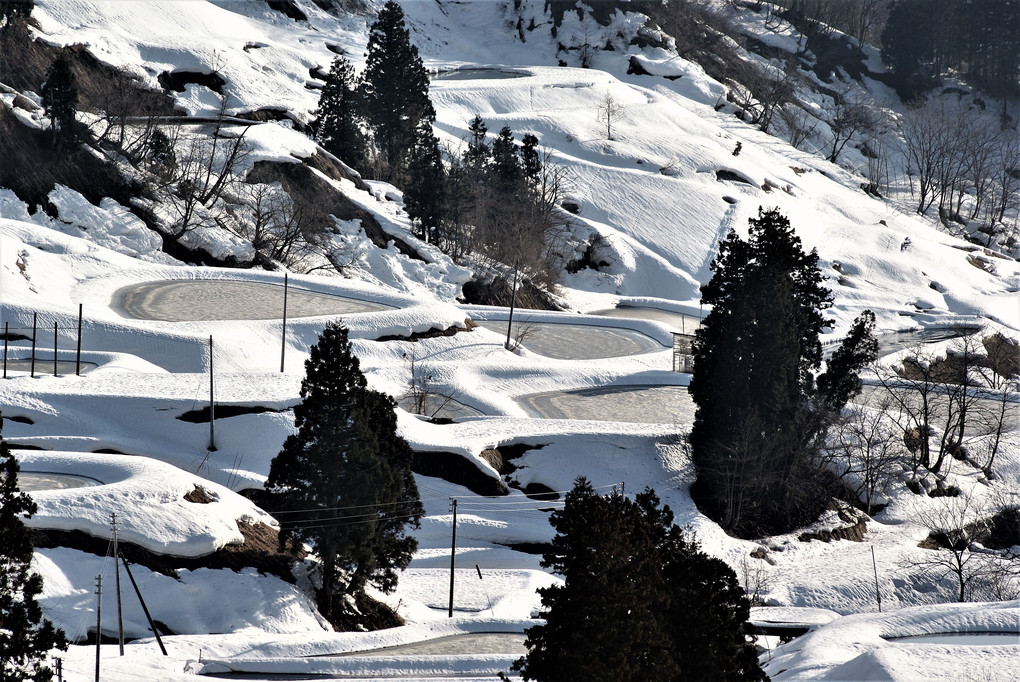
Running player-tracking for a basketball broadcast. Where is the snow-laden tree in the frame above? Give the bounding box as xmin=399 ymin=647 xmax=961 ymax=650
xmin=266 ymin=322 xmax=423 ymax=624
xmin=0 ymin=417 xmax=66 ymax=681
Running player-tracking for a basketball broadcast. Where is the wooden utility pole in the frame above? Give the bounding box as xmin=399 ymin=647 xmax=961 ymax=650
xmin=76 ymin=304 xmax=82 ymax=376
xmin=871 ymin=545 xmax=882 ymax=612
xmin=280 ymin=273 xmax=288 ymax=373
xmin=504 ymin=266 xmax=519 ymax=351
xmin=208 ymin=335 xmax=216 ymax=451
xmin=30 ymin=312 xmax=36 ymax=377
xmin=112 ymin=513 xmax=124 ymax=655
xmin=448 ymin=498 xmax=458 ymax=617
xmin=94 ymin=574 xmax=102 ymax=682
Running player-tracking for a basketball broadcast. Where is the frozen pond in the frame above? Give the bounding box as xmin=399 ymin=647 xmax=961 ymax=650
xmin=114 ymin=280 xmax=391 ymax=321
xmin=590 ymin=305 xmax=702 ymax=334
xmin=434 ymin=68 xmax=527 ymax=80
xmin=520 ymin=384 xmax=693 ymax=425
xmin=340 ymin=633 xmax=527 ymax=657
xmin=20 ymin=472 xmax=102 ymax=491
xmin=474 ymin=320 xmax=665 ymax=360
xmin=886 ymin=632 xmax=1020 ymax=646
xmin=2 ymin=359 xmax=97 ymax=376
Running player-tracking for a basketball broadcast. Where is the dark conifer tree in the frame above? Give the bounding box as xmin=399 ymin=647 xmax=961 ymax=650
xmin=316 ymin=56 xmax=367 ymax=169
xmin=360 ymin=0 xmax=435 ymax=180
xmin=489 ymin=126 xmax=522 ymax=195
xmin=463 ymin=114 xmax=490 ymax=175
xmin=689 ymin=207 xmax=874 ymax=537
xmin=0 ymin=0 xmax=33 ymax=21
xmin=510 ymin=478 xmax=765 ymax=682
xmin=0 ymin=417 xmax=67 ymax=682
xmin=404 ymin=124 xmax=445 ymax=243
xmin=40 ymin=53 xmax=79 ymax=149
xmin=266 ymin=322 xmax=423 ymax=622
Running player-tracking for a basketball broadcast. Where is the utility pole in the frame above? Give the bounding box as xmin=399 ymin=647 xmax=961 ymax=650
xmin=76 ymin=303 xmax=82 ymax=376
xmin=53 ymin=321 xmax=58 ymax=376
xmin=448 ymin=498 xmax=458 ymax=618
xmin=94 ymin=574 xmax=102 ymax=682
xmin=30 ymin=312 xmax=36 ymax=377
xmin=504 ymin=265 xmax=519 ymax=351
xmin=53 ymin=657 xmax=62 ymax=682
xmin=280 ymin=273 xmax=288 ymax=373
xmin=112 ymin=513 xmax=124 ymax=655
xmin=871 ymin=545 xmax=882 ymax=612
xmin=4 ymin=321 xmax=8 ymax=378
xmin=208 ymin=335 xmax=216 ymax=452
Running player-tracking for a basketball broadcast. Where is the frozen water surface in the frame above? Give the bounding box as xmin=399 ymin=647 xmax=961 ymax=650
xmin=115 ymin=280 xmax=391 ymax=321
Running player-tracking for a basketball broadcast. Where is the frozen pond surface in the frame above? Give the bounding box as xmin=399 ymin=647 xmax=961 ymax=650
xmin=590 ymin=305 xmax=702 ymax=334
xmin=474 ymin=320 xmax=665 ymax=360
xmin=886 ymin=632 xmax=1020 ymax=645
xmin=433 ymin=68 xmax=527 ymax=80
xmin=340 ymin=633 xmax=528 ymax=657
xmin=1 ymin=359 xmax=97 ymax=376
xmin=520 ymin=384 xmax=693 ymax=425
xmin=20 ymin=472 xmax=102 ymax=491
xmin=115 ymin=280 xmax=391 ymax=321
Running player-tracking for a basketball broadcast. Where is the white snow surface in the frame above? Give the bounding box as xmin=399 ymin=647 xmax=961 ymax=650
xmin=0 ymin=0 xmax=1017 ymax=679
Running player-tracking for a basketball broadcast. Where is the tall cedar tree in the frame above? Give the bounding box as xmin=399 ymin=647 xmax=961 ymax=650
xmin=510 ymin=478 xmax=765 ymax=682
xmin=0 ymin=416 xmax=67 ymax=681
xmin=360 ymin=0 xmax=435 ymax=180
xmin=689 ymin=207 xmax=876 ymax=537
xmin=266 ymin=322 xmax=423 ymax=622
xmin=316 ymin=56 xmax=367 ymax=169
xmin=40 ymin=53 xmax=79 ymax=149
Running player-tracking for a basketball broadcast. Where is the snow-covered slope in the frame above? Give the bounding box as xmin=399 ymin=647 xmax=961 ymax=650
xmin=0 ymin=1 xmax=1017 ymax=680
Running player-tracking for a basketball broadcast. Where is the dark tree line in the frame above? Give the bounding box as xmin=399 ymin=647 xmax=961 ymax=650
xmin=881 ymin=0 xmax=1020 ymax=106
xmin=689 ymin=208 xmax=877 ymax=537
xmin=508 ymin=479 xmax=766 ymax=682
xmin=1 ymin=416 xmax=67 ymax=681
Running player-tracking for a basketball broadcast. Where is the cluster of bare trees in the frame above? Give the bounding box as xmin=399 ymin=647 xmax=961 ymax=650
xmin=873 ymin=331 xmax=1018 ymax=481
xmin=770 ymin=0 xmax=889 ymax=45
xmin=899 ymin=98 xmax=1020 ymax=237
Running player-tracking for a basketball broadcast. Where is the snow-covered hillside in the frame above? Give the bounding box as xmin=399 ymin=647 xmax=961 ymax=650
xmin=0 ymin=1 xmax=1017 ymax=680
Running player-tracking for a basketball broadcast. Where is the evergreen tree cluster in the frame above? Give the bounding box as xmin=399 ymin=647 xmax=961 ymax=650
xmin=510 ymin=478 xmax=766 ymax=682
xmin=881 ymin=0 xmax=1020 ymax=103
xmin=442 ymin=115 xmax=560 ymax=281
xmin=314 ymin=0 xmax=435 ymax=187
xmin=266 ymin=321 xmax=423 ymax=623
xmin=689 ymin=208 xmax=876 ymax=537
xmin=314 ymin=3 xmax=564 ymax=291
xmin=0 ymin=418 xmax=66 ymax=682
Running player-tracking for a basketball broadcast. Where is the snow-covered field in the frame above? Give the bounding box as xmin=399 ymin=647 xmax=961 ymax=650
xmin=1 ymin=0 xmax=1018 ymax=679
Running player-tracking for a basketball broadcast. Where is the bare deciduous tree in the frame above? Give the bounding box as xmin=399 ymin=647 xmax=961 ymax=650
xmin=597 ymin=92 xmax=624 ymax=141
xmin=829 ymin=396 xmax=904 ymax=515
xmin=904 ymin=491 xmax=1001 ymax=602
